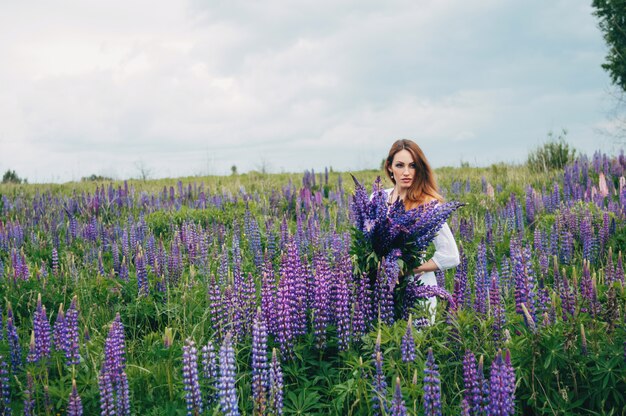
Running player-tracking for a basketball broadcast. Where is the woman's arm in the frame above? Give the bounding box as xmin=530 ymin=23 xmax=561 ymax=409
xmin=412 ymin=223 xmax=460 ymax=274
xmin=414 ymin=258 xmax=440 ymax=273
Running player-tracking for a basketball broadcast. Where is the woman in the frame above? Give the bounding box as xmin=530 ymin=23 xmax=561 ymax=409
xmin=384 ymin=139 xmax=460 ymax=323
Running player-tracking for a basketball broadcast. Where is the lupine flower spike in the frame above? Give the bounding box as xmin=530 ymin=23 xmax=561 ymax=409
xmin=268 ymin=348 xmax=284 ymax=416
xmin=423 ymin=348 xmax=442 ymax=416
xmin=401 ymin=315 xmax=416 ymax=362
xmin=218 ymin=332 xmax=239 ymax=416
xmin=67 ymin=379 xmax=83 ymax=416
xmin=182 ymin=338 xmax=203 ymax=416
xmin=389 ymin=376 xmax=408 ymax=416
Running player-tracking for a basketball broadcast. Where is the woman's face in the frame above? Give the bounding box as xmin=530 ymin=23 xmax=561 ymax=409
xmin=389 ymin=149 xmax=416 ymax=190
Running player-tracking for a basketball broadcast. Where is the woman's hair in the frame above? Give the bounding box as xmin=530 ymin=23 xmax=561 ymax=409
xmin=385 ymin=139 xmax=443 ymax=210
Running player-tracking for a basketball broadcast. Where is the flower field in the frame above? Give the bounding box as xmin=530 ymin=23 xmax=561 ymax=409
xmin=0 ymin=151 xmax=625 ymax=415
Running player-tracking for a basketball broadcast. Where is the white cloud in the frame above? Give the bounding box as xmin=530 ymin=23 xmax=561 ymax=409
xmin=0 ymin=0 xmax=616 ymax=182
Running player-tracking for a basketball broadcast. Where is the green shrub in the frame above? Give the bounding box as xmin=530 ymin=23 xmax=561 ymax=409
xmin=527 ymin=130 xmax=576 ymax=173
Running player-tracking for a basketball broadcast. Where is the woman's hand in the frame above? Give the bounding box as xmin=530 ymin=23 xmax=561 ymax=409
xmin=413 ymin=258 xmax=440 ymax=274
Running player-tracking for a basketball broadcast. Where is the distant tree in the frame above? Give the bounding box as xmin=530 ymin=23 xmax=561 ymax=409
xmin=2 ymin=169 xmax=26 ymax=184
xmin=81 ymin=174 xmax=113 ymax=182
xmin=135 ymin=161 xmax=152 ymax=182
xmin=592 ymin=1 xmax=626 ymax=141
xmin=255 ymin=159 xmax=271 ymax=174
xmin=231 ymin=165 xmax=238 ymax=175
xmin=592 ymin=1 xmax=626 ymax=92
xmin=526 ymin=130 xmax=576 ymax=173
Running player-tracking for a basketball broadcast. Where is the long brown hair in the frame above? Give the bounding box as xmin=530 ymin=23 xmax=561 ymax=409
xmin=385 ymin=139 xmax=443 ymax=210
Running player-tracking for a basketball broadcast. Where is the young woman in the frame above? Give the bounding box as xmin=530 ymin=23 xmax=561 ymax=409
xmin=384 ymin=139 xmax=460 ymax=322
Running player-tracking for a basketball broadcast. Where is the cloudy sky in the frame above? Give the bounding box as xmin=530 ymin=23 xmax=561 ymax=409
xmin=0 ymin=0 xmax=620 ymax=183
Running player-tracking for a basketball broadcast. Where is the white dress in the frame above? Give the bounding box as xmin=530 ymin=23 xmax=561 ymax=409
xmin=383 ymin=188 xmax=460 ymax=322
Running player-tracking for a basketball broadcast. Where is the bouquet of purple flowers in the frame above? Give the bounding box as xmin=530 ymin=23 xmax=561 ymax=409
xmin=350 ymin=175 xmax=463 ymax=283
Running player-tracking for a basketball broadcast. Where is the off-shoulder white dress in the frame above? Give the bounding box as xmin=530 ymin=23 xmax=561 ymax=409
xmin=383 ymin=188 xmax=460 ymax=322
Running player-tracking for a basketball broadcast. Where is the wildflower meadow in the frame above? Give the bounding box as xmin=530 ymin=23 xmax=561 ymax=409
xmin=0 ymin=149 xmax=625 ymax=415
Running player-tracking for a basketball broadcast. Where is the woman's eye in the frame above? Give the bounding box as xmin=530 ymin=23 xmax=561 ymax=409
xmin=409 ymin=163 xmax=416 ymax=169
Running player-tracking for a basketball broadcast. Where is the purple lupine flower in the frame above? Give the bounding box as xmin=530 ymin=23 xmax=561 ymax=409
xmin=6 ymin=312 xmax=21 ymax=372
xmin=244 ymin=211 xmax=263 ymax=269
xmin=19 ymin=250 xmax=29 ymax=280
xmin=453 ymin=247 xmax=470 ymax=310
xmin=375 ymin=254 xmax=398 ymax=325
xmin=600 ymin=211 xmax=610 ymax=252
xmin=201 ymin=339 xmax=217 ymax=380
xmin=554 ymin=258 xmax=575 ymax=321
xmin=335 ymin=253 xmax=352 ymax=350
xmin=404 ymin=284 xmax=456 ymax=314
xmin=65 ymin=296 xmax=80 ymax=366
xmin=201 ymin=339 xmax=218 ymax=405
xmin=33 ymin=294 xmax=51 ymax=361
xmin=0 ymin=356 xmax=11 ymax=415
xmin=463 ymin=350 xmax=480 ymax=414
xmin=261 ymin=256 xmax=276 ymax=334
xmin=401 ymin=315 xmax=415 ymax=363
xmin=268 ymin=348 xmax=284 ymax=416
xmin=312 ymin=251 xmax=332 ymax=348
xmin=275 ymin=242 xmax=302 ymax=356
xmin=353 ymin=272 xmax=372 ymax=336
xmin=98 ymin=368 xmax=115 ymax=415
xmin=23 ymin=372 xmax=35 ymax=416
xmin=389 ymin=376 xmax=408 ymax=416
xmin=503 ymin=351 xmax=516 ymax=411
xmin=134 ymin=248 xmax=149 ymax=297
xmin=239 ymin=273 xmax=257 ymax=337
xmin=580 ymin=213 xmax=596 ymax=263
xmin=52 ymin=247 xmax=59 ymax=276
xmin=67 ymin=379 xmax=83 ymax=416
xmin=99 ymin=313 xmax=130 ymax=416
xmin=220 ymin=284 xmax=242 ymax=338
xmin=511 ymin=238 xmax=528 ymax=314
xmin=182 ymin=338 xmax=203 ymax=416
xmin=488 ymin=350 xmax=516 ymax=416
xmin=580 ymin=260 xmax=595 ymax=314
xmin=208 ymin=274 xmax=224 ymax=337
xmin=372 ymin=350 xmax=387 ymax=415
xmin=112 ymin=242 xmax=120 ymax=274
xmin=218 ymin=332 xmax=239 ymax=416
xmin=490 ymin=269 xmax=505 ymax=343
xmin=349 ymin=174 xmax=370 ymax=232
xmin=252 ymin=308 xmax=269 ymax=414
xmin=474 ymin=241 xmax=488 ymax=315
xmin=423 ymin=348 xmax=442 ymax=416
xmin=606 ymin=247 xmax=615 ymax=285
xmin=435 ymin=269 xmax=445 ymax=288
xmin=119 ymin=256 xmax=129 ymax=282
xmin=460 ymin=398 xmax=470 ymax=416
xmin=52 ymin=303 xmax=66 ymax=352
xmin=559 ymin=229 xmax=574 ymax=265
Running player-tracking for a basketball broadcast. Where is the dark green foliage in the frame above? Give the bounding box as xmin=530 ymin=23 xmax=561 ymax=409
xmin=1 ymin=169 xmax=25 ymax=184
xmin=80 ymin=174 xmax=113 ymax=182
xmin=526 ymin=130 xmax=576 ymax=173
xmin=593 ymin=0 xmax=626 ymax=92
xmin=0 ymin=153 xmax=625 ymax=415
